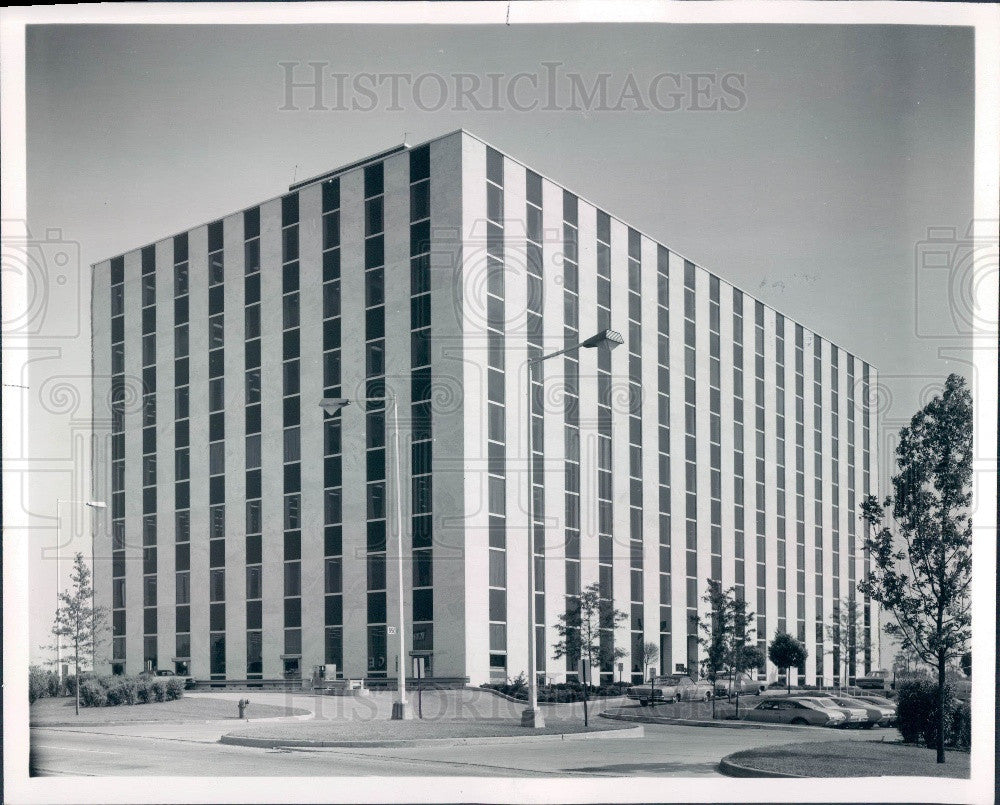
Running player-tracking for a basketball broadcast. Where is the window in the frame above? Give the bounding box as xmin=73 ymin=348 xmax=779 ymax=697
xmin=246 ymin=566 xmax=262 ymax=599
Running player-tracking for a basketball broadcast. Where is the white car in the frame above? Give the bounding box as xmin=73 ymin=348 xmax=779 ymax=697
xmin=743 ymin=698 xmax=846 ymax=727
xmin=627 ymin=674 xmax=714 ymax=705
xmin=797 ymin=696 xmax=869 ymax=727
xmin=714 ymin=672 xmax=766 ymax=697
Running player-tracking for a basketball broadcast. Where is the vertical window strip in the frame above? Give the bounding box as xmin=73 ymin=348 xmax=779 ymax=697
xmin=708 ymin=276 xmax=721 ymax=588
xmin=321 ymin=180 xmax=344 ymax=677
xmin=657 ymin=246 xmax=671 ymax=676
xmin=846 ymin=355 xmax=857 ymax=682
xmin=208 ymin=219 xmax=226 ymax=680
xmin=282 ymin=193 xmax=301 ymax=672
xmin=813 ymin=336 xmax=824 ymax=682
xmin=683 ymin=261 xmax=697 ymax=673
xmin=109 ymin=256 xmax=126 ymax=670
xmin=562 ymin=191 xmax=581 ymax=679
xmin=775 ymin=314 xmax=787 ymax=633
xmin=627 ymin=228 xmax=643 ymax=682
xmin=830 ymin=349 xmax=841 ymax=682
xmin=754 ymin=301 xmax=766 ymax=666
xmin=795 ymin=324 xmax=806 ymax=683
xmin=244 ymin=206 xmax=263 ymax=679
xmin=862 ymin=363 xmax=872 ymax=674
xmin=410 ymin=147 xmax=433 ymax=663
xmin=140 ymin=246 xmax=158 ymax=672
xmin=595 ymin=210 xmax=614 ymax=684
xmin=363 ymin=164 xmax=388 ymax=678
xmin=732 ymin=289 xmax=745 ymax=604
xmin=173 ymin=233 xmax=192 ymax=676
xmin=485 ymin=147 xmax=507 ymax=679
xmin=526 ymin=170 xmax=545 ymax=674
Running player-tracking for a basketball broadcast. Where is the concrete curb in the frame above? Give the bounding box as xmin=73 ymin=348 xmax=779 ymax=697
xmin=219 ymin=724 xmax=643 ymax=749
xmin=718 ymin=755 xmax=805 ymax=778
xmin=599 ymin=711 xmax=831 ymax=731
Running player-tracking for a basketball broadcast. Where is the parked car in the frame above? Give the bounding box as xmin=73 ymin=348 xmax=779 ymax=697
xmin=742 ymin=698 xmax=846 ymax=727
xmin=142 ymin=668 xmax=195 ymax=690
xmin=714 ymin=672 xmax=766 ymax=697
xmin=794 ymin=696 xmax=869 ymax=727
xmin=825 ymin=695 xmax=893 ymax=728
xmin=627 ymin=674 xmax=714 ymax=705
xmin=852 ymin=693 xmax=898 ymax=722
xmin=855 ymin=670 xmax=890 ymax=690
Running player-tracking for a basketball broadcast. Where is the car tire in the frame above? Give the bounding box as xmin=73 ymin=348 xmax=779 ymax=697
xmin=639 ymin=700 xmax=649 ymax=707
xmin=862 ymin=722 xmax=874 ymax=730
xmin=790 ymin=717 xmax=808 ymax=725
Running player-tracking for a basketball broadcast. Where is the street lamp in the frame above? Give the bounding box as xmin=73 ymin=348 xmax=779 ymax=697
xmin=320 ymin=394 xmax=412 ymax=720
xmin=521 ymin=328 xmax=624 ymax=729
xmin=55 ymin=498 xmax=107 ymax=680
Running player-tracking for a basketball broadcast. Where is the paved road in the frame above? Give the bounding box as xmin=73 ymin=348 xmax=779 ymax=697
xmin=30 ymin=697 xmax=892 ymax=778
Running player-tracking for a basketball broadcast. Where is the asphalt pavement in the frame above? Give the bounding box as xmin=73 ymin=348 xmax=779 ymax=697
xmin=28 ymin=689 xmax=892 ymax=778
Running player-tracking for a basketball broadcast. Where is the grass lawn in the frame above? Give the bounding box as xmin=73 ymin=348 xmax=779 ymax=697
xmin=30 ymin=696 xmax=308 ymax=725
xmin=226 ymin=717 xmax=637 ymax=743
xmin=725 ymin=739 xmax=970 ymax=778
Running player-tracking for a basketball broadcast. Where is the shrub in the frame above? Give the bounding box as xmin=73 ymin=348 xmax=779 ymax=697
xmin=164 ymin=678 xmax=184 ymax=701
xmin=29 ymin=666 xmax=58 ymax=704
xmin=947 ymin=700 xmax=971 ymax=750
xmin=896 ymin=679 xmax=954 ymax=746
xmin=80 ymin=679 xmax=109 ymax=708
xmin=105 ymin=675 xmax=139 ymax=706
xmin=151 ymin=680 xmax=168 ymax=702
xmin=136 ymin=677 xmax=157 ymax=704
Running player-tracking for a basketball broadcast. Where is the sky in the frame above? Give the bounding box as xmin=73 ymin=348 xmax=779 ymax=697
xmin=21 ymin=23 xmax=975 ymax=664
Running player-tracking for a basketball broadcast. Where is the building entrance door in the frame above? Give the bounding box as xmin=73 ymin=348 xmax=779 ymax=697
xmin=283 ymin=658 xmax=300 ymax=679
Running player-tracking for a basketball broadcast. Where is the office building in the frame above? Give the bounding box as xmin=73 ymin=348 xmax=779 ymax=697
xmin=92 ymin=129 xmax=879 ymax=687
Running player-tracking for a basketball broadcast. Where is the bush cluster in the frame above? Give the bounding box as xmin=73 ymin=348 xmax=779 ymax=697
xmin=895 ymin=679 xmax=968 ymax=748
xmin=481 ymin=679 xmax=631 ymax=703
xmin=77 ymin=675 xmax=184 ymax=708
xmin=29 ymin=666 xmax=63 ymax=703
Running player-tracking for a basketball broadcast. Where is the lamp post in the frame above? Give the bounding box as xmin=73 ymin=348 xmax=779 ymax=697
xmin=320 ymin=394 xmax=412 ymax=720
xmin=521 ymin=329 xmax=624 ymax=729
xmin=55 ymin=498 xmax=107 ymax=681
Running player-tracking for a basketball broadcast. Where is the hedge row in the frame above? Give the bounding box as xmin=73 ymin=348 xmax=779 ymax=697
xmin=79 ymin=675 xmax=184 ymax=707
xmin=481 ymin=680 xmax=632 ymax=703
xmin=896 ymin=679 xmax=970 ymax=749
xmin=28 ymin=667 xmax=65 ymax=703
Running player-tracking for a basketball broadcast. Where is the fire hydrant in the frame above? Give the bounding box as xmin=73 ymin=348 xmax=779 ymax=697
xmin=237 ymin=698 xmax=250 ymax=720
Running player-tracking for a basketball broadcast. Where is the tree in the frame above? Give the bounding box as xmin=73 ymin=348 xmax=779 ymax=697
xmin=638 ymin=641 xmax=660 ymax=681
xmin=696 ymin=580 xmax=757 ymax=718
xmin=696 ymin=580 xmax=731 ymax=719
xmin=49 ymin=553 xmax=107 ymax=715
xmin=860 ymin=374 xmax=972 ymax=764
xmin=768 ymin=632 xmax=808 ymax=694
xmin=553 ymin=581 xmax=627 ymax=724
xmin=824 ymin=597 xmax=868 ymax=689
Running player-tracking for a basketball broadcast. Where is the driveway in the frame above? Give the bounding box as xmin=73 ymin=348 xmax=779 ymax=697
xmin=29 ymin=688 xmax=891 ymax=778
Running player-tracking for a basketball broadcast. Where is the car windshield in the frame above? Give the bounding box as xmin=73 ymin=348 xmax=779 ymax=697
xmin=814 ymin=698 xmax=840 ymax=707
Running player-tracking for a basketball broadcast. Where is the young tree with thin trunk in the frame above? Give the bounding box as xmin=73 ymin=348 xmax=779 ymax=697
xmin=638 ymin=641 xmax=660 ymax=682
xmin=768 ymin=632 xmax=807 ymax=694
xmin=49 ymin=553 xmax=107 ymax=715
xmin=824 ymin=597 xmax=869 ymax=690
xmin=553 ymin=581 xmax=627 ymax=725
xmin=860 ymin=374 xmax=972 ymax=764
